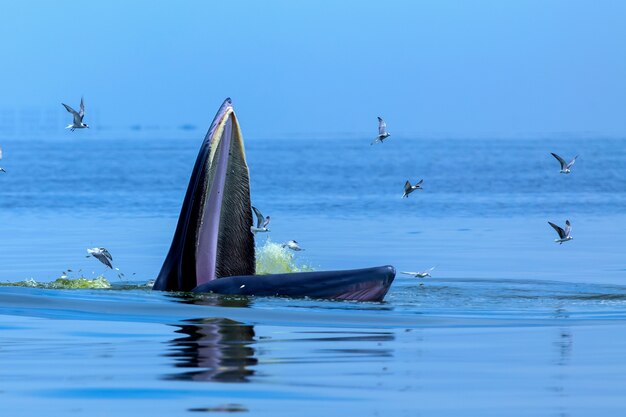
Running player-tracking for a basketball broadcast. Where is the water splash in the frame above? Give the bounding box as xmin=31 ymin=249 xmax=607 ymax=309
xmin=255 ymin=239 xmax=314 ymax=275
xmin=0 ymin=276 xmax=112 ymax=289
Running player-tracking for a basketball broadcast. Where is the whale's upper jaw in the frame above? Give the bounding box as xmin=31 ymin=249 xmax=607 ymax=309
xmin=153 ymin=98 xmax=255 ymax=292
xmin=193 ymin=265 xmax=396 ymax=302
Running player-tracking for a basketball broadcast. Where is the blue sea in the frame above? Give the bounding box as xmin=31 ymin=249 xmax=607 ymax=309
xmin=1 ymin=131 xmax=625 ymax=416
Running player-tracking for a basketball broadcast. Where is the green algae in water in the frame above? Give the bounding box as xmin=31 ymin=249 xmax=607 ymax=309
xmin=48 ymin=276 xmax=111 ymax=289
xmin=1 ymin=276 xmax=112 ymax=289
xmin=255 ymin=239 xmax=314 ymax=275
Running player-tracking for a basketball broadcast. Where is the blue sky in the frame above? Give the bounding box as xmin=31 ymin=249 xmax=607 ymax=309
xmin=0 ymin=0 xmax=625 ymax=138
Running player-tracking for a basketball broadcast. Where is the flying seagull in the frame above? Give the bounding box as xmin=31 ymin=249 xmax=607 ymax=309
xmin=371 ymin=117 xmax=391 ymax=145
xmin=87 ymin=247 xmax=113 ymax=268
xmin=282 ymin=240 xmax=304 ymax=251
xmin=62 ymin=97 xmax=89 ymax=131
xmin=251 ymin=206 xmax=270 ymax=234
xmin=550 ymin=153 xmax=578 ymax=174
xmin=0 ymin=146 xmax=5 ymax=173
xmin=548 ymin=220 xmax=573 ymax=244
xmin=401 ymin=267 xmax=435 ymax=278
xmin=402 ymin=179 xmax=423 ymax=198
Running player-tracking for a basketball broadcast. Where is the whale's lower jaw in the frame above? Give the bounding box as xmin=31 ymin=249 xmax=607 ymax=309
xmin=154 ymin=98 xmax=255 ymax=292
xmin=192 ymin=265 xmax=396 ymax=302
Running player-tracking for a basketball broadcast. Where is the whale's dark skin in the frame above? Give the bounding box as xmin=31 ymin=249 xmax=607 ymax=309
xmin=153 ymin=98 xmax=395 ymax=301
xmin=193 ymin=265 xmax=396 ymax=301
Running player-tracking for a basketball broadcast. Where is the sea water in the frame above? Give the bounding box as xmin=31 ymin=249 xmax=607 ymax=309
xmin=0 ymin=133 xmax=625 ymax=416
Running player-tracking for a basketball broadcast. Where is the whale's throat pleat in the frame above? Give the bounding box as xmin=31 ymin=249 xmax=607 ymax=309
xmin=154 ymin=98 xmax=255 ymax=292
xmin=195 ymin=112 xmax=254 ymax=284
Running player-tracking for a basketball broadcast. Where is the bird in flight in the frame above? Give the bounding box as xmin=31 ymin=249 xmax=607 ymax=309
xmin=87 ymin=247 xmax=113 ymax=268
xmin=401 ymin=267 xmax=435 ymax=278
xmin=0 ymin=146 xmax=5 ymax=173
xmin=251 ymin=206 xmax=270 ymax=234
xmin=282 ymin=240 xmax=304 ymax=251
xmin=550 ymin=153 xmax=578 ymax=174
xmin=371 ymin=117 xmax=391 ymax=145
xmin=548 ymin=220 xmax=573 ymax=244
xmin=62 ymin=97 xmax=89 ymax=131
xmin=402 ymin=179 xmax=423 ymax=198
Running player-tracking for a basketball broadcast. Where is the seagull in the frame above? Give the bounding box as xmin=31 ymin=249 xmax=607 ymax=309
xmin=0 ymin=146 xmax=5 ymax=173
xmin=402 ymin=179 xmax=423 ymax=198
xmin=548 ymin=220 xmax=573 ymax=244
xmin=282 ymin=240 xmax=304 ymax=251
xmin=250 ymin=206 xmax=270 ymax=234
xmin=550 ymin=153 xmax=578 ymax=174
xmin=87 ymin=247 xmax=113 ymax=268
xmin=400 ymin=267 xmax=435 ymax=278
xmin=62 ymin=97 xmax=89 ymax=131
xmin=371 ymin=117 xmax=391 ymax=145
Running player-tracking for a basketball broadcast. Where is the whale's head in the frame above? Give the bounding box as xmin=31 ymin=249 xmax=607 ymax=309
xmin=153 ymin=98 xmax=255 ymax=291
xmin=153 ymin=98 xmax=397 ymax=301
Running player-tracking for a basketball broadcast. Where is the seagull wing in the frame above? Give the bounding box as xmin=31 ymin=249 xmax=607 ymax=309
xmin=428 ymin=266 xmax=436 ymax=271
xmin=79 ymin=97 xmax=85 ymax=119
xmin=567 ymin=155 xmax=578 ymax=169
xmin=404 ymin=180 xmax=411 ymax=193
xmin=564 ymin=220 xmax=571 ymax=237
xmin=62 ymin=103 xmax=82 ymax=125
xmin=101 ymin=248 xmax=113 ymax=261
xmin=416 ymin=179 xmax=424 ymax=186
xmin=252 ymin=206 xmax=264 ymax=228
xmin=62 ymin=103 xmax=78 ymax=116
xmin=377 ymin=117 xmax=387 ymax=135
xmin=548 ymin=222 xmax=566 ymax=239
xmin=551 ymin=153 xmax=567 ymax=170
xmin=0 ymin=146 xmax=3 ymax=160
xmin=262 ymin=216 xmax=270 ymax=228
xmin=93 ymin=253 xmax=113 ymax=268
xmin=400 ymin=271 xmax=417 ymax=276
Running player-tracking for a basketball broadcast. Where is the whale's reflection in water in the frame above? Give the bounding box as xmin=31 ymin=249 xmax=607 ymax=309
xmin=165 ymin=317 xmax=257 ymax=383
xmin=162 ymin=294 xmax=397 ymax=384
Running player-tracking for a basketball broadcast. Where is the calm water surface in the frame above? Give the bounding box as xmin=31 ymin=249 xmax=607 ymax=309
xmin=0 ymin=133 xmax=625 ymax=416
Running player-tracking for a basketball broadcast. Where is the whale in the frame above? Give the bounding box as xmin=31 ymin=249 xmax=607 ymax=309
xmin=152 ymin=98 xmax=395 ymax=301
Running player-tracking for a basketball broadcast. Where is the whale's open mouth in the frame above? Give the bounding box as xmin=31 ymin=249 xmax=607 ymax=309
xmin=153 ymin=98 xmax=396 ymax=301
xmin=154 ymin=98 xmax=254 ymax=291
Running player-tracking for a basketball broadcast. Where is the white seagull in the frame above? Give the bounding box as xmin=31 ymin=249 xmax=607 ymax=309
xmin=548 ymin=220 xmax=573 ymax=244
xmin=371 ymin=117 xmax=391 ymax=145
xmin=251 ymin=206 xmax=270 ymax=234
xmin=87 ymin=247 xmax=113 ymax=268
xmin=401 ymin=267 xmax=435 ymax=278
xmin=62 ymin=97 xmax=89 ymax=131
xmin=282 ymin=240 xmax=304 ymax=251
xmin=0 ymin=146 xmax=5 ymax=173
xmin=402 ymin=179 xmax=423 ymax=198
xmin=550 ymin=153 xmax=578 ymax=174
